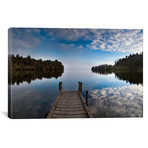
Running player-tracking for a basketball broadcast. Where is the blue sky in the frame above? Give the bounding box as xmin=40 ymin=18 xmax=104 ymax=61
xmin=9 ymin=28 xmax=143 ymax=68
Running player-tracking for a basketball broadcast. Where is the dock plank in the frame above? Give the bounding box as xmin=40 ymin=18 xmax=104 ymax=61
xmin=55 ymin=108 xmax=85 ymax=112
xmin=47 ymin=90 xmax=93 ymax=118
xmin=52 ymin=113 xmax=88 ymax=118
xmin=53 ymin=110 xmax=87 ymax=115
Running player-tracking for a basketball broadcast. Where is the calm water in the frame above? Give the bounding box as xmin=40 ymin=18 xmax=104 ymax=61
xmin=9 ymin=68 xmax=143 ymax=118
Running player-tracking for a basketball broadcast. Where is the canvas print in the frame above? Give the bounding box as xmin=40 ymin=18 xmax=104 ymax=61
xmin=8 ymin=28 xmax=143 ymax=119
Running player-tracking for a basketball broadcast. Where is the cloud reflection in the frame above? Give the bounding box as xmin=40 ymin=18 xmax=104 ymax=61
xmin=89 ymin=85 xmax=143 ymax=117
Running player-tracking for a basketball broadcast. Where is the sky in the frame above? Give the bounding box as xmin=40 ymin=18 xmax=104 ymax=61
xmin=8 ymin=28 xmax=143 ymax=69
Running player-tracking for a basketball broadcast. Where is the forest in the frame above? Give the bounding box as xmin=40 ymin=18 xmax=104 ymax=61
xmin=8 ymin=54 xmax=64 ymax=85
xmin=91 ymin=52 xmax=143 ymax=73
xmin=91 ymin=52 xmax=143 ymax=85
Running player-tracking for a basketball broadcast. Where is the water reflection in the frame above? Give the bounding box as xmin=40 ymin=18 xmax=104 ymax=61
xmin=92 ymin=70 xmax=113 ymax=75
xmin=114 ymin=72 xmax=143 ymax=85
xmin=9 ymin=68 xmax=143 ymax=118
xmin=89 ymin=85 xmax=143 ymax=117
xmin=9 ymin=69 xmax=64 ymax=85
xmin=92 ymin=70 xmax=143 ymax=85
xmin=10 ymin=79 xmax=59 ymax=118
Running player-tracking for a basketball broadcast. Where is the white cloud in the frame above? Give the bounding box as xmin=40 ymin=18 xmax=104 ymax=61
xmin=9 ymin=28 xmax=45 ymax=56
xmin=88 ymin=29 xmax=143 ymax=53
xmin=60 ymin=43 xmax=85 ymax=50
xmin=9 ymin=28 xmax=143 ymax=56
xmin=78 ymin=45 xmax=83 ymax=49
xmin=60 ymin=43 xmax=76 ymax=48
xmin=49 ymin=29 xmax=91 ymax=41
xmin=100 ymin=44 xmax=106 ymax=49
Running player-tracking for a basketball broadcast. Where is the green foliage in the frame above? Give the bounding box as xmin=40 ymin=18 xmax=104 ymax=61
xmin=92 ymin=52 xmax=143 ymax=73
xmin=91 ymin=52 xmax=143 ymax=84
xmin=91 ymin=64 xmax=113 ymax=74
xmin=9 ymin=54 xmax=64 ymax=72
xmin=114 ymin=52 xmax=143 ymax=67
xmin=8 ymin=54 xmax=64 ymax=85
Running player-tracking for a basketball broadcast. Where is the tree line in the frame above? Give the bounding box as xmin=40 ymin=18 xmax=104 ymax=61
xmin=91 ymin=52 xmax=143 ymax=73
xmin=91 ymin=52 xmax=143 ymax=85
xmin=114 ymin=52 xmax=143 ymax=67
xmin=8 ymin=54 xmax=64 ymax=85
xmin=9 ymin=54 xmax=64 ymax=72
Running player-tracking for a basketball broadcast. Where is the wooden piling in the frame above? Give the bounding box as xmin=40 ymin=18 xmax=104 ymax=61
xmin=86 ymin=90 xmax=88 ymax=106
xmin=59 ymin=82 xmax=62 ymax=91
xmin=78 ymin=82 xmax=82 ymax=93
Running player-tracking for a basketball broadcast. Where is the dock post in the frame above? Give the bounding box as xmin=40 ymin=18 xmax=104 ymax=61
xmin=86 ymin=90 xmax=88 ymax=106
xmin=59 ymin=82 xmax=62 ymax=91
xmin=78 ymin=82 xmax=82 ymax=93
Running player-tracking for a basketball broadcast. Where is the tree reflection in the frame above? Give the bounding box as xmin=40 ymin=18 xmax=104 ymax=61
xmin=92 ymin=70 xmax=113 ymax=75
xmin=92 ymin=70 xmax=143 ymax=85
xmin=8 ymin=69 xmax=64 ymax=85
xmin=8 ymin=54 xmax=64 ymax=85
xmin=114 ymin=71 xmax=143 ymax=85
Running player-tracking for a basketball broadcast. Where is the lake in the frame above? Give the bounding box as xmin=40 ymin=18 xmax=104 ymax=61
xmin=9 ymin=68 xmax=143 ymax=118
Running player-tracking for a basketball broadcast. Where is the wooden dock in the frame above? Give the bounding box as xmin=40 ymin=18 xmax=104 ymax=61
xmin=47 ymin=82 xmax=93 ymax=118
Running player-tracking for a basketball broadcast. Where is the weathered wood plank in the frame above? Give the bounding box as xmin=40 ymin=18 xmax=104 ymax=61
xmin=56 ymin=105 xmax=84 ymax=108
xmin=47 ymin=91 xmax=62 ymax=118
xmin=52 ymin=113 xmax=88 ymax=118
xmin=55 ymin=107 xmax=85 ymax=112
xmin=47 ymin=84 xmax=93 ymax=118
xmin=53 ymin=110 xmax=87 ymax=115
xmin=56 ymin=102 xmax=83 ymax=106
xmin=79 ymin=91 xmax=93 ymax=118
xmin=58 ymin=101 xmax=81 ymax=103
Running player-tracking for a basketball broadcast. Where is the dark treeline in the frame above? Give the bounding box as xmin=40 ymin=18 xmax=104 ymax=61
xmin=114 ymin=52 xmax=143 ymax=67
xmin=8 ymin=54 xmax=64 ymax=85
xmin=114 ymin=71 xmax=143 ymax=85
xmin=91 ymin=52 xmax=143 ymax=84
xmin=92 ymin=52 xmax=143 ymax=72
xmin=91 ymin=64 xmax=113 ymax=75
xmin=9 ymin=54 xmax=64 ymax=72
